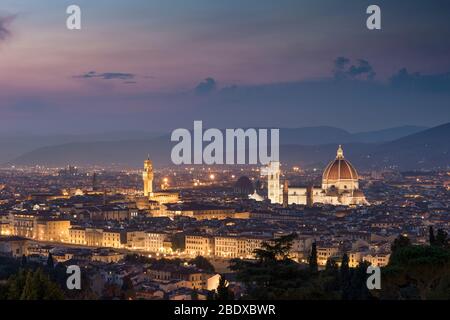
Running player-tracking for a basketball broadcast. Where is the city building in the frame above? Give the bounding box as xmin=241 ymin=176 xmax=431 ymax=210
xmin=143 ymin=157 xmax=154 ymax=197
xmin=142 ymin=157 xmax=179 ymax=204
xmin=185 ymin=235 xmax=215 ymax=257
xmin=262 ymin=146 xmax=368 ymax=206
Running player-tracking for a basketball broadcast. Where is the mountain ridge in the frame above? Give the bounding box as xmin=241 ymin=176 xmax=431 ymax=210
xmin=7 ymin=124 xmax=449 ymax=170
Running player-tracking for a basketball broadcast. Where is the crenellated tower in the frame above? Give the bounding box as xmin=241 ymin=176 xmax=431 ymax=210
xmin=143 ymin=156 xmax=154 ymax=197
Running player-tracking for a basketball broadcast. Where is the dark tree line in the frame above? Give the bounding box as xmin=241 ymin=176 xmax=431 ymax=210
xmin=228 ymin=229 xmax=450 ymax=300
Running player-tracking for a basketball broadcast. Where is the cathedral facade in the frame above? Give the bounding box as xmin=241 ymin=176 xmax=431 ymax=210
xmin=261 ymin=146 xmax=368 ymax=206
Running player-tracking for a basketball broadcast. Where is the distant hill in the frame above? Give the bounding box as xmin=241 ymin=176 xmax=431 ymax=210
xmin=9 ymin=138 xmax=173 ymax=168
xmin=351 ymin=125 xmax=428 ymax=143
xmin=280 ymin=126 xmax=352 ymax=145
xmin=280 ymin=125 xmax=427 ymax=145
xmin=370 ymin=122 xmax=450 ymax=169
xmin=282 ymin=123 xmax=450 ymax=170
xmin=0 ymin=131 xmax=164 ymax=164
xmin=8 ymin=124 xmax=449 ymax=170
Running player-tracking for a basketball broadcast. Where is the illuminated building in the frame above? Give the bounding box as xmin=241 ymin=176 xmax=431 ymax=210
xmin=0 ymin=223 xmax=11 ymax=236
xmin=163 ymin=203 xmax=249 ymax=220
xmin=145 ymin=231 xmax=169 ymax=253
xmin=143 ymin=157 xmax=154 ymax=197
xmin=214 ymin=236 xmax=269 ymax=259
xmin=316 ymin=244 xmax=340 ymax=266
xmin=7 ymin=212 xmax=70 ymax=243
xmin=185 ymin=235 xmax=214 ymax=256
xmin=124 ymin=230 xmax=146 ymax=250
xmin=69 ymin=227 xmax=123 ymax=248
xmin=91 ymin=251 xmax=124 ymax=263
xmin=102 ymin=229 xmax=123 ymax=248
xmin=150 ymin=192 xmax=179 ymax=205
xmin=265 ymin=145 xmax=368 ymax=206
xmin=35 ymin=218 xmax=71 ymax=242
xmin=69 ymin=227 xmax=87 ymax=245
xmin=11 ymin=212 xmax=36 ymax=239
xmin=142 ymin=157 xmax=179 ymax=205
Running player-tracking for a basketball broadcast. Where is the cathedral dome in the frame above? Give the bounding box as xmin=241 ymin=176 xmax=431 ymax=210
xmin=322 ymin=146 xmax=359 ymax=191
xmin=234 ymin=176 xmax=254 ymax=195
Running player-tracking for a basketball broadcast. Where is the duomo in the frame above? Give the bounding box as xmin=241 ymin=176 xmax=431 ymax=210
xmin=251 ymin=145 xmax=368 ymax=206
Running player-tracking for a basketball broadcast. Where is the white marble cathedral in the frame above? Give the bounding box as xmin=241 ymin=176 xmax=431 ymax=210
xmin=259 ymin=145 xmax=368 ymax=206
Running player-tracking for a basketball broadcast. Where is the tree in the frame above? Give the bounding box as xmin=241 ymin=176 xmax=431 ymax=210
xmin=340 ymin=253 xmax=351 ymax=299
xmin=391 ymin=234 xmax=411 ymax=253
xmin=435 ymin=229 xmax=449 ymax=248
xmin=324 ymin=258 xmax=339 ymax=275
xmin=191 ymin=290 xmax=199 ymax=300
xmin=253 ymin=233 xmax=297 ymax=262
xmin=347 ymin=261 xmax=372 ymax=300
xmin=21 ymin=255 xmax=27 ymax=267
xmin=321 ymin=258 xmax=340 ymax=293
xmin=190 ymin=256 xmax=215 ymax=273
xmin=381 ymin=245 xmax=450 ymax=300
xmin=121 ymin=276 xmax=135 ymax=300
xmin=429 ymin=226 xmax=436 ymax=246
xmin=214 ymin=275 xmax=234 ymax=300
xmin=308 ymin=242 xmax=318 ymax=273
xmin=6 ymin=269 xmax=27 ymax=299
xmin=102 ymin=283 xmax=121 ymax=299
xmin=6 ymin=269 xmax=65 ymax=300
xmin=47 ymin=253 xmax=54 ymax=269
xmin=230 ymin=233 xmax=310 ymax=299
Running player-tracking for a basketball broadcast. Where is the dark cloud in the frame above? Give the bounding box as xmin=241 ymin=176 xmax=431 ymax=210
xmin=333 ymin=57 xmax=376 ymax=80
xmin=75 ymin=71 xmax=135 ymax=80
xmin=179 ymin=58 xmax=449 ymax=131
xmin=390 ymin=68 xmax=450 ymax=92
xmin=0 ymin=15 xmax=16 ymax=41
xmin=195 ymin=77 xmax=217 ymax=95
xmin=333 ymin=57 xmax=350 ymax=74
xmin=347 ymin=60 xmax=376 ymax=80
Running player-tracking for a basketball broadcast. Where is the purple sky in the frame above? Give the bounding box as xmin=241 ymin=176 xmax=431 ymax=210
xmin=1 ymin=0 xmax=450 ymax=133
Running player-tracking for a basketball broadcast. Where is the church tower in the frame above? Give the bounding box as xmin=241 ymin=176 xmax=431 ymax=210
xmin=282 ymin=180 xmax=289 ymax=208
xmin=265 ymin=161 xmax=281 ymax=204
xmin=143 ymin=157 xmax=154 ymax=197
xmin=306 ymin=185 xmax=314 ymax=207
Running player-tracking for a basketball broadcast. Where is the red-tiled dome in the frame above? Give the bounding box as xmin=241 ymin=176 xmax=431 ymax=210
xmin=322 ymin=145 xmax=358 ymax=182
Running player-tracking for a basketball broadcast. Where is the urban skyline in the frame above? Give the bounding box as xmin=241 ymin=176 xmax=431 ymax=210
xmin=0 ymin=0 xmax=449 ymax=306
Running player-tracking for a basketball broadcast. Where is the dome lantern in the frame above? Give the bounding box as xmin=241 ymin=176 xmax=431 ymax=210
xmin=322 ymin=145 xmax=359 ymax=192
xmin=336 ymin=145 xmax=344 ymax=159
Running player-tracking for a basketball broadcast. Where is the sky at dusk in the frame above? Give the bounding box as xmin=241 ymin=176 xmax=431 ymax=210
xmin=1 ymin=0 xmax=450 ymax=134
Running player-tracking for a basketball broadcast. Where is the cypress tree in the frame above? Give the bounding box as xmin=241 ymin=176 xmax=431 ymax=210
xmin=308 ymin=242 xmax=318 ymax=273
xmin=215 ymin=275 xmax=234 ymax=300
xmin=435 ymin=229 xmax=448 ymax=248
xmin=391 ymin=234 xmax=411 ymax=253
xmin=21 ymin=254 xmax=27 ymax=267
xmin=47 ymin=253 xmax=54 ymax=269
xmin=340 ymin=253 xmax=351 ymax=299
xmin=429 ymin=226 xmax=436 ymax=246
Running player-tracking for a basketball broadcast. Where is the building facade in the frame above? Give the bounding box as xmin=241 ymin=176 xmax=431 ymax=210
xmin=262 ymin=146 xmax=368 ymax=206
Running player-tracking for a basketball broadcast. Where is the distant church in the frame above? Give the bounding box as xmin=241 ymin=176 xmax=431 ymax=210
xmin=253 ymin=145 xmax=368 ymax=206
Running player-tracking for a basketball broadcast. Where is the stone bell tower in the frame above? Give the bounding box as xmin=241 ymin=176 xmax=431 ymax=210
xmin=143 ymin=156 xmax=154 ymax=197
